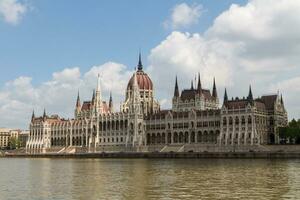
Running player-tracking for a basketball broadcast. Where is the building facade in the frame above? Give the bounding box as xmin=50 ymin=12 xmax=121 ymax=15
xmin=26 ymin=55 xmax=288 ymax=153
xmin=0 ymin=128 xmax=29 ymax=149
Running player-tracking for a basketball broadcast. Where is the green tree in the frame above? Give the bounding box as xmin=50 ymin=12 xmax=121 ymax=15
xmin=279 ymin=119 xmax=300 ymax=144
xmin=9 ymin=137 xmax=21 ymax=149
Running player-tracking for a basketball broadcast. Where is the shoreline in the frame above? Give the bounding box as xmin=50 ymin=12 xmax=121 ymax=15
xmin=2 ymin=152 xmax=300 ymax=159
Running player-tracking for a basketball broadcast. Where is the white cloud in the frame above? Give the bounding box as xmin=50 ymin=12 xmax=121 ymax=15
xmin=148 ymin=31 xmax=234 ymax=109
xmin=149 ymin=0 xmax=300 ymax=120
xmin=1 ymin=0 xmax=300 ymax=128
xmin=164 ymin=3 xmax=203 ymax=29
xmin=0 ymin=62 xmax=134 ymax=129
xmin=206 ymin=0 xmax=300 ymax=72
xmin=0 ymin=0 xmax=27 ymax=25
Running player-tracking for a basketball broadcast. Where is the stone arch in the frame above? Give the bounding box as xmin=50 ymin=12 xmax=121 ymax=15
xmin=223 ymin=117 xmax=227 ymax=125
xmin=116 ymin=121 xmax=119 ymax=130
xmin=162 ymin=132 xmax=166 ymax=144
xmin=191 ymin=131 xmax=195 ymax=143
xmin=157 ymin=133 xmax=161 ymax=144
xmin=203 ymin=131 xmax=208 ymax=143
xmin=167 ymin=132 xmax=172 ymax=144
xmin=151 ymin=133 xmax=156 ymax=144
xmin=229 ymin=117 xmax=233 ymax=125
xmin=235 ymin=116 xmax=239 ymax=125
xmin=147 ymin=133 xmax=151 ymax=145
xmin=197 ymin=131 xmax=202 ymax=143
xmin=209 ymin=130 xmax=214 ymax=143
xmin=174 ymin=132 xmax=178 ymax=143
xmin=242 ymin=116 xmax=246 ymax=124
xmin=179 ymin=132 xmax=184 ymax=143
xmin=184 ymin=132 xmax=189 ymax=143
xmin=248 ymin=116 xmax=252 ymax=124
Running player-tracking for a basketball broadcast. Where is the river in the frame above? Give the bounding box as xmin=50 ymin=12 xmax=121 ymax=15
xmin=0 ymin=158 xmax=299 ymax=200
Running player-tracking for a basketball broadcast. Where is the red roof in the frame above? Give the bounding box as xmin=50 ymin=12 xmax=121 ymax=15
xmin=127 ymin=70 xmax=153 ymax=90
xmin=180 ymin=88 xmax=214 ymax=101
xmin=81 ymin=101 xmax=92 ymax=111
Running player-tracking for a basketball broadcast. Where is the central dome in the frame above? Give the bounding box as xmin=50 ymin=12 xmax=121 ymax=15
xmin=127 ymin=70 xmax=153 ymax=90
xmin=127 ymin=53 xmax=153 ymax=91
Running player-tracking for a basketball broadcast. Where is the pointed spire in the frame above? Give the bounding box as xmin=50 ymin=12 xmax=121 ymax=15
xmin=212 ymin=77 xmax=217 ymax=98
xmin=76 ymin=90 xmax=81 ymax=108
xmin=197 ymin=72 xmax=202 ymax=92
xmin=31 ymin=110 xmax=35 ymax=121
xmin=43 ymin=108 xmax=46 ymax=118
xmin=174 ymin=76 xmax=179 ymax=97
xmin=247 ymin=85 xmax=253 ymax=100
xmin=224 ymin=88 xmax=228 ymax=102
xmin=191 ymin=80 xmax=194 ymax=90
xmin=137 ymin=51 xmax=143 ymax=71
xmin=92 ymin=89 xmax=95 ymax=104
xmin=96 ymin=73 xmax=101 ymax=92
xmin=281 ymin=94 xmax=284 ymax=105
xmin=109 ymin=92 xmax=113 ymax=109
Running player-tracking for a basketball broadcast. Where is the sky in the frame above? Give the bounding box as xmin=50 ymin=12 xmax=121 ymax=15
xmin=0 ymin=0 xmax=299 ymax=129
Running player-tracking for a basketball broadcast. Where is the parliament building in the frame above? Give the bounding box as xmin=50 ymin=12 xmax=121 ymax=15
xmin=26 ymin=54 xmax=288 ymax=153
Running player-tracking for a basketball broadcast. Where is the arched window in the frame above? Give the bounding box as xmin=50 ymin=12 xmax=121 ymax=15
xmin=248 ymin=116 xmax=252 ymax=124
xmin=242 ymin=116 xmax=245 ymax=125
xmin=235 ymin=117 xmax=239 ymax=125
xmin=229 ymin=117 xmax=233 ymax=125
xmin=223 ymin=117 xmax=227 ymax=125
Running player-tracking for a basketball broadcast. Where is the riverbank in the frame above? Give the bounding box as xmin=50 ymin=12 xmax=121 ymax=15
xmin=2 ymin=151 xmax=300 ymax=159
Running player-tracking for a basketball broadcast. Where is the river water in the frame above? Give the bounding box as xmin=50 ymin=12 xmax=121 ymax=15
xmin=0 ymin=158 xmax=299 ymax=200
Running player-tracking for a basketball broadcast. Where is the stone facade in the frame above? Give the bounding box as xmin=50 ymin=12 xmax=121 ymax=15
xmin=26 ymin=55 xmax=288 ymax=153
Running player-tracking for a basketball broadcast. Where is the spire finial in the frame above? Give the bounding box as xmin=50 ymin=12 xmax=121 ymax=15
xmin=137 ymin=51 xmax=143 ymax=71
xmin=43 ymin=108 xmax=46 ymax=118
xmin=109 ymin=91 xmax=113 ymax=111
xmin=224 ymin=88 xmax=228 ymax=102
xmin=31 ymin=109 xmax=35 ymax=121
xmin=212 ymin=77 xmax=217 ymax=98
xmin=96 ymin=73 xmax=101 ymax=92
xmin=76 ymin=90 xmax=81 ymax=108
xmin=92 ymin=89 xmax=95 ymax=104
xmin=174 ymin=75 xmax=179 ymax=97
xmin=191 ymin=80 xmax=194 ymax=90
xmin=247 ymin=85 xmax=253 ymax=100
xmin=197 ymin=72 xmax=202 ymax=92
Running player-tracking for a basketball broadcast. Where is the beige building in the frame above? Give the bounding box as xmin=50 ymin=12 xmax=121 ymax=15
xmin=0 ymin=128 xmax=11 ymax=149
xmin=0 ymin=129 xmax=29 ymax=149
xmin=26 ymin=54 xmax=288 ymax=153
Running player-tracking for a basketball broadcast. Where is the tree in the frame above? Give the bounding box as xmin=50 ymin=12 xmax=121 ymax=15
xmin=279 ymin=119 xmax=300 ymax=144
xmin=9 ymin=137 xmax=21 ymax=149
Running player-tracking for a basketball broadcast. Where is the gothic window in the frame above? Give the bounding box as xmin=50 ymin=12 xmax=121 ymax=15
xmin=248 ymin=116 xmax=252 ymax=124
xmin=235 ymin=117 xmax=239 ymax=125
xmin=242 ymin=116 xmax=246 ymax=125
xmin=229 ymin=117 xmax=233 ymax=125
xmin=223 ymin=117 xmax=227 ymax=125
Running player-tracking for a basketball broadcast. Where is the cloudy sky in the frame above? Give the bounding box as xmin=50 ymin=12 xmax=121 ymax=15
xmin=0 ymin=0 xmax=299 ymax=129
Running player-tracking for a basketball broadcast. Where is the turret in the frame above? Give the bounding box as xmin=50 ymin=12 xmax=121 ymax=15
xmin=197 ymin=73 xmax=202 ymax=93
xmin=191 ymin=80 xmax=194 ymax=90
xmin=212 ymin=77 xmax=217 ymax=98
xmin=224 ymin=88 xmax=228 ymax=103
xmin=247 ymin=85 xmax=253 ymax=101
xmin=95 ymin=74 xmax=102 ymax=110
xmin=43 ymin=108 xmax=47 ymax=121
xmin=137 ymin=52 xmax=143 ymax=71
xmin=174 ymin=76 xmax=179 ymax=97
xmin=76 ymin=91 xmax=81 ymax=109
xmin=109 ymin=92 xmax=113 ymax=112
xmin=91 ymin=89 xmax=95 ymax=105
xmin=31 ymin=110 xmax=35 ymax=122
xmin=75 ymin=91 xmax=81 ymax=118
